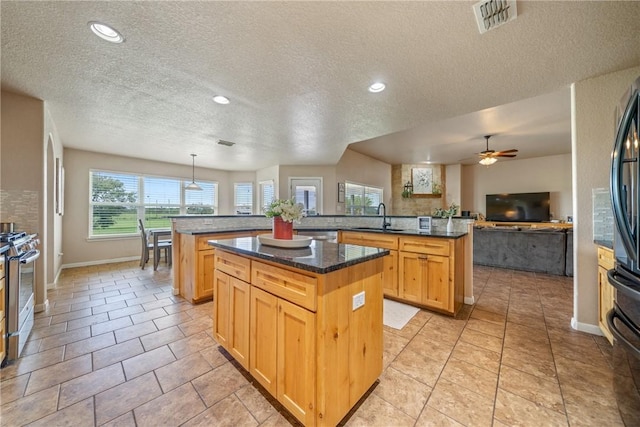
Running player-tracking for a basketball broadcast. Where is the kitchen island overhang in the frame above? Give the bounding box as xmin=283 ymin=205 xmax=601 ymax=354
xmin=208 ymin=236 xmax=388 ymax=426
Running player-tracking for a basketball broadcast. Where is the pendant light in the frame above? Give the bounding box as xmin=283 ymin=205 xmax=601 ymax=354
xmin=185 ymin=154 xmax=203 ymax=191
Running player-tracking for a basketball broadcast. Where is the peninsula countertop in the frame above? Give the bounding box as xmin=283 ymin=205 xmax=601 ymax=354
xmin=177 ymin=226 xmax=467 ymax=239
xmin=207 ymin=236 xmax=389 ymax=274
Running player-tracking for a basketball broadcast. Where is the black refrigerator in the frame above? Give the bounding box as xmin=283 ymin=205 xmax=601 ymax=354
xmin=608 ymin=74 xmax=640 ymax=426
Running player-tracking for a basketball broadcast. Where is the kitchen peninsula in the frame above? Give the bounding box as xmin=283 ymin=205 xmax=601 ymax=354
xmin=208 ymin=236 xmax=387 ymax=426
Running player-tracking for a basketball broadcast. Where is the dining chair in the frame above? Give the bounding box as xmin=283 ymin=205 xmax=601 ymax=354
xmin=138 ymin=219 xmax=172 ymax=270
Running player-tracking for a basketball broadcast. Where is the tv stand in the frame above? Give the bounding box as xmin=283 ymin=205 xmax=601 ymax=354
xmin=475 ymin=220 xmax=572 ymax=229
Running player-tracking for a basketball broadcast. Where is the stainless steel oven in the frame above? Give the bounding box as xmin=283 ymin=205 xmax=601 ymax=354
xmin=2 ymin=232 xmax=40 ymax=363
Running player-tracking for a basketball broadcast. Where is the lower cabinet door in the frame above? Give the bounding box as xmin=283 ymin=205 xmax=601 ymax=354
xmin=382 ymin=250 xmax=399 ymax=297
xmin=399 ymin=252 xmax=423 ymax=303
xmin=249 ymin=286 xmax=278 ymax=396
xmin=229 ymin=277 xmax=250 ymax=370
xmin=422 ymin=254 xmax=450 ymax=312
xmin=277 ymin=298 xmax=316 ymax=425
xmin=197 ymin=249 xmax=215 ymax=300
xmin=213 ymin=270 xmax=230 ymax=348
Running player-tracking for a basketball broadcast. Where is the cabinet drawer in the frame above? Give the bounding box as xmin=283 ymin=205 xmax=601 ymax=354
xmin=340 ymin=231 xmax=399 ymax=250
xmin=597 ymin=246 xmax=614 ymax=271
xmin=252 ymin=261 xmax=317 ymax=312
xmin=215 ymin=250 xmax=251 ymax=282
xmin=198 ymin=232 xmax=249 ymax=251
xmin=400 ymin=237 xmax=451 ymax=256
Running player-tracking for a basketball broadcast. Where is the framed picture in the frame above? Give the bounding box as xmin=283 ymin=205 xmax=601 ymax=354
xmin=412 ymin=168 xmax=433 ymax=195
xmin=337 ymin=182 xmax=345 ymax=203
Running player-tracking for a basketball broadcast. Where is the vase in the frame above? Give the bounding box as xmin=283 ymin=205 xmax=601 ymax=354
xmin=273 ymin=216 xmax=293 ymax=240
xmin=447 ymin=215 xmax=453 ymax=233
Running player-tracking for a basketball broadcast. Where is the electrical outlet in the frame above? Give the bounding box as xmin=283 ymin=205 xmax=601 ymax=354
xmin=352 ymin=291 xmax=365 ymax=310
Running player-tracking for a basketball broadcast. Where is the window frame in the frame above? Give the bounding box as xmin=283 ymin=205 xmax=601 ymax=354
xmin=344 ymin=181 xmax=384 ymax=216
xmin=89 ymin=169 xmax=218 ymax=238
xmin=234 ymin=182 xmax=254 ymax=215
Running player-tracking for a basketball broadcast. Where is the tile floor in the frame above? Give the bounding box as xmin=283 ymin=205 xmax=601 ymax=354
xmin=0 ymin=261 xmax=623 ymax=426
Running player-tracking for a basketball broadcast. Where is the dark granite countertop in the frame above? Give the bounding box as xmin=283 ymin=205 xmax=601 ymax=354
xmin=208 ymin=236 xmax=389 ymax=274
xmin=177 ymin=226 xmax=466 ymax=239
xmin=595 ymin=239 xmax=614 ymax=250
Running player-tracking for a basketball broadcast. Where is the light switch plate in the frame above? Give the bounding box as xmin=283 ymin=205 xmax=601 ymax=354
xmin=352 ymin=291 xmax=365 ymax=310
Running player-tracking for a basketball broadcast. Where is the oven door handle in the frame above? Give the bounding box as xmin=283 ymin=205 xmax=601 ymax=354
xmin=607 ymin=305 xmax=640 ymax=358
xmin=20 ymin=249 xmax=40 ymax=264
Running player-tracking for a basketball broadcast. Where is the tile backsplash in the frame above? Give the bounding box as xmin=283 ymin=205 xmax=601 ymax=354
xmin=0 ymin=189 xmax=40 ymax=234
xmin=593 ymin=187 xmax=614 ymax=243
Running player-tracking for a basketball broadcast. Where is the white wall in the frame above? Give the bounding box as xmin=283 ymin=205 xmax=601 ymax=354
xmin=336 ymin=149 xmax=392 ymax=213
xmin=572 ymin=65 xmax=640 ymax=333
xmin=445 ymin=164 xmax=462 ymax=211
xmin=62 ymin=148 xmax=236 ymax=265
xmin=461 ymin=153 xmax=573 ymax=220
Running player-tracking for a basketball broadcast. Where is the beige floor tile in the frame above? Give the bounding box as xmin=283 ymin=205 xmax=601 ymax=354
xmin=130 ymin=307 xmax=168 ymax=324
xmin=39 ymin=326 xmax=92 ymax=351
xmin=191 ymin=362 xmax=249 ymax=407
xmin=0 ymin=385 xmax=59 ymax=426
xmin=374 ymin=366 xmax=431 ymax=418
xmin=561 ymin=383 xmax=625 ymax=426
xmin=25 ymin=354 xmax=92 ymax=395
xmin=415 ymin=405 xmax=465 ymax=426
xmin=29 ymin=323 xmax=68 ymax=340
xmin=451 ymin=340 xmax=501 ymax=373
xmin=28 ymin=397 xmax=95 ymax=427
xmin=199 ymin=344 xmax=233 ymax=369
xmin=49 ymin=307 xmax=93 ymax=325
xmin=142 ymin=297 xmax=176 ymax=311
xmin=405 ymin=336 xmax=454 ymax=365
xmin=133 ymin=382 xmax=207 ymax=426
xmin=0 ymin=346 xmax=65 ymax=381
xmin=59 ymin=363 xmax=125 ymax=409
xmin=92 ymin=300 xmax=128 ymax=315
xmin=94 ymin=371 xmax=162 ymax=425
xmin=554 ymin=355 xmax=614 ymax=390
xmin=499 ymin=365 xmax=564 ymax=413
xmin=152 ymin=311 xmax=194 ymax=330
xmin=390 ymin=346 xmax=445 ymax=387
xmin=0 ymin=372 xmax=30 ymax=404
xmin=182 ymin=394 xmax=258 ymax=427
xmin=90 ymin=316 xmax=133 ymax=336
xmin=114 ymin=319 xmax=158 ymax=343
xmin=64 ymin=331 xmax=116 ymax=360
xmin=494 ymin=388 xmax=568 ymax=427
xmin=122 ymin=345 xmax=176 ymax=380
xmin=260 ymin=411 xmax=295 ymax=426
xmin=107 ymin=304 xmax=145 ymax=320
xmin=178 ymin=316 xmax=214 ymax=337
xmin=139 ymin=325 xmax=186 ymax=351
xmin=92 ymin=337 xmax=145 ymax=370
xmin=465 ymin=317 xmax=505 ymax=338
xmin=345 ymin=393 xmax=416 ymax=426
xmin=169 ymin=330 xmax=218 ymax=359
xmin=427 ymin=378 xmax=494 ymax=427
xmin=235 ymin=383 xmax=278 ymax=423
xmin=501 ymin=344 xmax=555 ymax=376
xmin=100 ymin=410 xmax=137 ymax=427
xmin=440 ymin=358 xmax=498 ymax=401
xmin=459 ymin=328 xmax=503 ymax=354
xmin=155 ymin=351 xmax=213 ymax=392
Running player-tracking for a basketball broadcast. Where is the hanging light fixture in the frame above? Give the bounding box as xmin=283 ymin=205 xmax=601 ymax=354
xmin=185 ymin=154 xmax=203 ymax=191
xmin=479 ymin=157 xmax=498 ymax=166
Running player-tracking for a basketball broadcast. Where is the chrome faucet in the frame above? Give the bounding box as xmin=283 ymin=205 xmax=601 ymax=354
xmin=377 ymin=203 xmax=391 ymax=230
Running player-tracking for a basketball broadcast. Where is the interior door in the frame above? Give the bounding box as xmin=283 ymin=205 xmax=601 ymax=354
xmin=290 ymin=178 xmax=322 ymax=215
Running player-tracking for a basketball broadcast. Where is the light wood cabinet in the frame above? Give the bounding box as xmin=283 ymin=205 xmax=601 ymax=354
xmin=214 ymin=248 xmax=383 ymax=426
xmin=340 ymin=231 xmax=464 ymax=315
xmin=175 ymin=231 xmax=250 ymax=303
xmin=212 ymin=270 xmax=250 ymax=369
xmin=0 ymin=269 xmax=5 ymax=363
xmin=340 ymin=231 xmax=399 ymax=297
xmin=597 ymin=245 xmax=615 ymax=344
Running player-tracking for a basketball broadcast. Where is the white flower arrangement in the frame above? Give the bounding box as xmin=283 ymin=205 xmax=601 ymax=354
xmin=264 ymin=198 xmax=305 ymax=223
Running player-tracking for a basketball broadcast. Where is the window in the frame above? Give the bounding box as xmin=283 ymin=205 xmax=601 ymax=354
xmin=90 ymin=170 xmax=217 ymax=237
xmin=259 ymin=180 xmax=275 ymax=214
xmin=290 ymin=177 xmax=322 ymax=215
xmin=234 ymin=183 xmax=253 ymax=215
xmin=345 ymin=182 xmax=383 ymax=215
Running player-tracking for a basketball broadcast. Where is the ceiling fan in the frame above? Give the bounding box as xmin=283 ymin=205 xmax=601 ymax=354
xmin=478 ymin=135 xmax=518 ymax=165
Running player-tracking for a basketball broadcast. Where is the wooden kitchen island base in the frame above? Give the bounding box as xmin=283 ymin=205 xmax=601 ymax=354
xmin=209 ymin=238 xmax=386 ymax=426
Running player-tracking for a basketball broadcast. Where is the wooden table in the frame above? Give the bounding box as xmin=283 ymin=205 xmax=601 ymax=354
xmin=150 ymin=229 xmax=172 ymax=270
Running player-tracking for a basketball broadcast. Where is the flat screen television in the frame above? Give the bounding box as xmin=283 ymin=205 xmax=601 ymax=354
xmin=485 ymin=192 xmax=551 ymax=222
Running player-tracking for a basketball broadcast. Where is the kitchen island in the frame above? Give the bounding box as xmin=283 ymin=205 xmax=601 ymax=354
xmin=208 ymin=236 xmax=387 ymax=426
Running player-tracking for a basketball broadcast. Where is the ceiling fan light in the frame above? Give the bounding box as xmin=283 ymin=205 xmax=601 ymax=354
xmin=479 ymin=157 xmax=498 ymax=166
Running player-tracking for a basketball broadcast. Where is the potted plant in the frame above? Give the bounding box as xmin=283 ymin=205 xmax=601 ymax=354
xmin=264 ymin=198 xmax=305 ymax=239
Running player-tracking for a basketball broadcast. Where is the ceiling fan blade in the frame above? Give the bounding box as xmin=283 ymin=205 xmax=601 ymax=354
xmin=496 ymin=149 xmax=518 ymax=154
xmin=496 ymin=154 xmax=517 ymax=158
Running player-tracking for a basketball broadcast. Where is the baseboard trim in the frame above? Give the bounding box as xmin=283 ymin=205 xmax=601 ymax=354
xmin=172 ymin=288 xmax=180 ymax=296
xmin=464 ymin=296 xmax=475 ymax=305
xmin=62 ymin=256 xmax=140 ymax=270
xmin=35 ymin=299 xmax=49 ymax=313
xmin=571 ymin=317 xmax=603 ymax=336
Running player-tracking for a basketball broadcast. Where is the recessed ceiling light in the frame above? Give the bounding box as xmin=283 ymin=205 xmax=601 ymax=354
xmin=88 ymin=21 xmax=124 ymax=44
xmin=368 ymin=82 xmax=386 ymax=93
xmin=213 ymin=95 xmax=230 ymax=105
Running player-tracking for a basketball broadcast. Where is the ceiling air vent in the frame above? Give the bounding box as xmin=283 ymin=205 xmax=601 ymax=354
xmin=217 ymin=139 xmax=235 ymax=147
xmin=472 ymin=0 xmax=517 ymax=34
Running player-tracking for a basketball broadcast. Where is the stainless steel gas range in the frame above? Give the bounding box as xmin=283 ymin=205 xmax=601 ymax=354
xmin=1 ymin=232 xmax=40 ymax=366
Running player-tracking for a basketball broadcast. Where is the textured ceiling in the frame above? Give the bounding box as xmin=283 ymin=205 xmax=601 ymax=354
xmin=1 ymin=1 xmax=639 ymax=170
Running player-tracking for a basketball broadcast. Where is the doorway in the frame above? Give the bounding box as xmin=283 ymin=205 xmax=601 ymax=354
xmin=289 ymin=178 xmax=322 ymax=215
